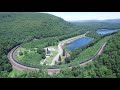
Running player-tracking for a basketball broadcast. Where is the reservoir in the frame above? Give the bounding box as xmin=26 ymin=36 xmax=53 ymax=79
xmin=96 ymin=29 xmax=117 ymax=35
xmin=66 ymin=37 xmax=94 ymax=51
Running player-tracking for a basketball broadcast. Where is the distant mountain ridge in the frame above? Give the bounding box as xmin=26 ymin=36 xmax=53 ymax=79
xmin=69 ymin=19 xmax=120 ymax=23
xmin=102 ymin=19 xmax=120 ymax=23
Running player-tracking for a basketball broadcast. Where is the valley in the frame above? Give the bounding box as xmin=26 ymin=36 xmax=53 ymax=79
xmin=0 ymin=12 xmax=120 ymax=78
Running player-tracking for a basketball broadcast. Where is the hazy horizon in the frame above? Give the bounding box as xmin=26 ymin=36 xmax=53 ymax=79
xmin=41 ymin=12 xmax=120 ymax=21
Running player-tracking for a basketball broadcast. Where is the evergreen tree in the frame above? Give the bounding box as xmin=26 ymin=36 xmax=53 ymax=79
xmin=58 ymin=55 xmax=61 ymax=62
xmin=63 ymin=49 xmax=66 ymax=56
xmin=37 ymin=48 xmax=45 ymax=54
xmin=19 ymin=51 xmax=23 ymax=56
xmin=46 ymin=48 xmax=50 ymax=54
xmin=41 ymin=52 xmax=46 ymax=59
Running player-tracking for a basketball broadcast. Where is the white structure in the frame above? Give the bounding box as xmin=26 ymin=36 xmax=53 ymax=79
xmin=44 ymin=48 xmax=53 ymax=57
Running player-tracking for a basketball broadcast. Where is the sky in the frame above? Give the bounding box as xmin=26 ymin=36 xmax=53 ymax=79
xmin=41 ymin=12 xmax=120 ymax=21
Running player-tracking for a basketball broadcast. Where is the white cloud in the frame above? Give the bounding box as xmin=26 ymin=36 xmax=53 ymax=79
xmin=41 ymin=12 xmax=120 ymax=21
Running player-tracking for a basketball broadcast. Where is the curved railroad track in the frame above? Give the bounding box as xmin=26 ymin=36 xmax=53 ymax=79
xmin=7 ymin=31 xmax=107 ymax=75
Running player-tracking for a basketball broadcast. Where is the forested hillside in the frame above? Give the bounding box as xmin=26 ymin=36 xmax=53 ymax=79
xmin=0 ymin=12 xmax=86 ymax=77
xmin=13 ymin=31 xmax=120 ymax=78
xmin=75 ymin=22 xmax=120 ymax=38
xmin=0 ymin=12 xmax=120 ymax=78
xmin=53 ymin=31 xmax=120 ymax=78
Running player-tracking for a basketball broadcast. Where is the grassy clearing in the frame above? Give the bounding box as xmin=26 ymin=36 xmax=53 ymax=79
xmin=22 ymin=37 xmax=58 ymax=49
xmin=46 ymin=57 xmax=53 ymax=64
xmin=14 ymin=45 xmax=58 ymax=66
xmin=13 ymin=47 xmax=42 ymax=66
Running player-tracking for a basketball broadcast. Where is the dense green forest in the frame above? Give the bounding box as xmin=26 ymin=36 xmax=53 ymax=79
xmin=53 ymin=31 xmax=120 ymax=78
xmin=0 ymin=12 xmax=120 ymax=78
xmin=0 ymin=12 xmax=85 ymax=77
xmin=12 ymin=31 xmax=120 ymax=78
xmin=76 ymin=22 xmax=120 ymax=38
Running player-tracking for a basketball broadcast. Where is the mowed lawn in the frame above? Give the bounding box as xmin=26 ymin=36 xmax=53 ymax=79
xmin=13 ymin=47 xmax=42 ymax=66
xmin=13 ymin=46 xmax=58 ymax=66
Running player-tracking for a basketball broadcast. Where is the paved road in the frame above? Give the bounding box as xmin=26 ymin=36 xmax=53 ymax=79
xmin=7 ymin=32 xmax=107 ymax=75
xmin=50 ymin=43 xmax=62 ymax=65
xmin=50 ymin=32 xmax=89 ymax=65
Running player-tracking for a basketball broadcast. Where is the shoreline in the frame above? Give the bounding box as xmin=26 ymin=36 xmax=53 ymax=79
xmin=50 ymin=31 xmax=89 ymax=65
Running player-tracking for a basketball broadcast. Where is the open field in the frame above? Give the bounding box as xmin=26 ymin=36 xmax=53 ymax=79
xmin=13 ymin=47 xmax=42 ymax=66
xmin=14 ymin=45 xmax=59 ymax=66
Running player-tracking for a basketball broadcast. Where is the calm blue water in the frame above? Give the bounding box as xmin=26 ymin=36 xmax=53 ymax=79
xmin=96 ymin=29 xmax=117 ymax=35
xmin=66 ymin=37 xmax=94 ymax=51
